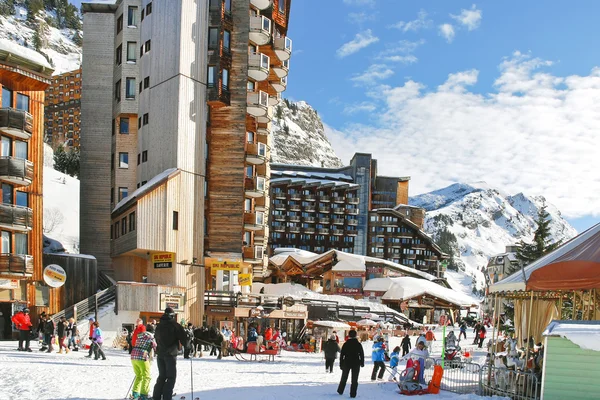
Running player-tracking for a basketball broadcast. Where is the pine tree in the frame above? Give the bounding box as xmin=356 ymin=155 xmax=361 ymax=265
xmin=26 ymin=0 xmax=44 ymax=23
xmin=32 ymin=29 xmax=42 ymax=51
xmin=283 ymin=123 xmax=289 ymax=135
xmin=53 ymin=145 xmax=69 ymax=173
xmin=66 ymin=147 xmax=80 ymax=178
xmin=0 ymin=0 xmax=15 ymax=16
xmin=514 ymin=202 xmax=561 ymax=271
xmin=71 ymin=31 xmax=82 ymax=47
xmin=275 ymin=105 xmax=283 ymax=120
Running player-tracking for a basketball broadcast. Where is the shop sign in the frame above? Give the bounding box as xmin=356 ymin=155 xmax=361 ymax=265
xmin=207 ymin=306 xmax=233 ymax=315
xmin=250 ymin=307 xmax=268 ymax=318
xmin=153 ymin=252 xmax=174 ymax=269
xmin=366 ymin=266 xmax=384 ymax=275
xmin=335 ymin=271 xmax=365 ymax=278
xmin=284 ymin=311 xmax=305 ymax=318
xmin=283 ymin=296 xmax=295 ymax=307
xmin=159 ymin=293 xmax=184 ymax=312
xmin=211 ymin=261 xmax=241 ymax=271
xmin=238 ymin=273 xmax=252 ymax=286
xmin=43 ymin=264 xmax=66 ymax=288
xmin=335 ymin=287 xmax=362 ymax=295
xmin=0 ymin=279 xmax=19 ymax=289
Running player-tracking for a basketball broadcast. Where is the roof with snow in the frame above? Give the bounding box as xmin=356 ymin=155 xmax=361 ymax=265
xmin=271 ymin=170 xmax=354 ymax=182
xmin=543 ymin=320 xmax=600 ymax=352
xmin=82 ymin=0 xmax=118 ymax=12
xmin=112 ymin=168 xmax=179 ymax=216
xmin=371 ymin=276 xmax=478 ymax=307
xmin=0 ymin=39 xmax=53 ymax=77
xmin=270 ymin=177 xmax=359 ymax=189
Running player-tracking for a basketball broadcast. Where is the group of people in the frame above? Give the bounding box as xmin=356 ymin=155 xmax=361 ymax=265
xmin=10 ymin=309 xmax=82 ymax=354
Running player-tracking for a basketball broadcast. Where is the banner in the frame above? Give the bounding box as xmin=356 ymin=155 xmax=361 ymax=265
xmin=0 ymin=279 xmax=19 ymax=289
xmin=238 ymin=273 xmax=252 ymax=286
xmin=153 ymin=252 xmax=174 ymax=269
xmin=211 ymin=261 xmax=241 ymax=271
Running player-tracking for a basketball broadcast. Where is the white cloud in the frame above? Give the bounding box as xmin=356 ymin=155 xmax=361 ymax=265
xmin=336 ymin=29 xmax=379 ymax=58
xmin=377 ymin=39 xmax=425 ymax=64
xmin=326 ymin=52 xmax=600 ymax=219
xmin=451 ymin=4 xmax=483 ymax=31
xmin=348 ymin=12 xmax=377 ymax=25
xmin=389 ymin=10 xmax=432 ymax=32
xmin=343 ymin=102 xmax=377 ymax=115
xmin=350 ymin=64 xmax=394 ymax=85
xmin=439 ymin=23 xmax=456 ymax=43
xmin=343 ymin=0 xmax=376 ymax=7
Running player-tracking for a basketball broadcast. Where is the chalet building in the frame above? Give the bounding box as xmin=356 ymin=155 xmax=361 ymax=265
xmin=485 ymin=245 xmax=520 ymax=285
xmin=0 ymin=40 xmax=53 ymax=323
xmin=44 ymin=68 xmax=82 ymax=151
xmin=270 ymin=153 xmax=410 ymax=256
xmin=81 ymin=0 xmax=293 ymax=324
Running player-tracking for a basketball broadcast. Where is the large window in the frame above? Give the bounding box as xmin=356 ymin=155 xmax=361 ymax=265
xmin=16 ymin=191 xmax=27 ymax=207
xmin=1 ymin=231 xmax=10 ymax=253
xmin=208 ymin=28 xmax=218 ymax=49
xmin=222 ymin=68 xmax=229 ymax=89
xmin=16 ymin=94 xmax=29 ymax=112
xmin=127 ymin=42 xmax=137 ymax=62
xmin=118 ymin=187 xmax=128 ymax=201
xmin=1 ymin=136 xmax=11 ymax=157
xmin=279 ymin=0 xmax=285 ymax=13
xmin=119 ymin=152 xmax=129 ymax=168
xmin=120 ymin=117 xmax=129 ymax=134
xmin=15 ymin=233 xmax=27 ymax=255
xmin=207 ymin=66 xmax=216 ymax=87
xmin=15 ymin=141 xmax=27 ymax=159
xmin=2 ymin=87 xmax=13 ymax=108
xmin=223 ymin=30 xmax=231 ymax=52
xmin=225 ymin=0 xmax=231 ymax=13
xmin=127 ymin=6 xmax=137 ymax=27
xmin=2 ymin=183 xmax=12 ymax=204
xmin=126 ymin=78 xmax=136 ymax=99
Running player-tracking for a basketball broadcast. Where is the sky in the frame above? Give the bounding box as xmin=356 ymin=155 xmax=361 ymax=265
xmin=284 ymin=0 xmax=600 ymax=233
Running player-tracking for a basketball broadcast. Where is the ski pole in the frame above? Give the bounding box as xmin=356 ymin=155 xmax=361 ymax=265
xmin=190 ymin=355 xmax=194 ymax=400
xmin=125 ymin=376 xmax=135 ymax=399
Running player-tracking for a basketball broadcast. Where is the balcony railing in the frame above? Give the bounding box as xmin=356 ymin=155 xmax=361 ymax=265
xmin=207 ymin=84 xmax=230 ymax=106
xmin=271 ymin=76 xmax=287 ymax=93
xmin=347 ymin=219 xmax=358 ymax=225
xmin=247 ymin=91 xmax=269 ymax=117
xmin=273 ymin=192 xmax=286 ymax=200
xmin=406 ymin=254 xmax=416 ymax=259
xmin=319 ymin=206 xmax=331 ymax=213
xmin=0 ymin=108 xmax=33 ymax=140
xmin=303 ymin=194 xmax=316 ymax=201
xmin=348 ymin=197 xmax=359 ymax=204
xmin=304 ymin=206 xmax=316 ymax=213
xmin=245 ymin=142 xmax=268 ymax=165
xmin=256 ymin=122 xmax=271 ymax=136
xmin=244 ymin=176 xmax=268 ymax=198
xmin=332 ymin=218 xmax=345 ymax=225
xmin=333 ymin=196 xmax=345 ymax=203
xmin=0 ymin=254 xmax=33 ymax=277
xmin=256 ymin=104 xmax=273 ymax=123
xmin=319 ymin=217 xmax=330 ymax=224
xmin=288 ymin=215 xmax=300 ymax=222
xmin=318 ymin=228 xmax=329 ymax=235
xmin=289 ymin=205 xmax=301 ymax=211
xmin=346 ymin=229 xmax=358 ymax=236
xmin=272 ymin=214 xmax=285 ymax=222
xmin=289 ymin=192 xmax=301 ymax=200
xmin=273 ymin=58 xmax=289 ymax=79
xmin=272 ymin=225 xmax=285 ymax=232
xmin=249 ymin=15 xmax=271 ymax=45
xmin=243 ymin=245 xmax=265 ymax=263
xmin=244 ymin=211 xmax=266 ymax=231
xmin=287 ymin=226 xmax=300 ymax=233
xmin=0 ymin=157 xmax=34 ymax=186
xmin=250 ymin=0 xmax=273 ymax=11
xmin=333 ymin=208 xmax=345 ymax=215
xmin=332 ymin=229 xmax=344 ymax=236
xmin=248 ymin=53 xmax=270 ymax=81
xmin=346 ymin=208 xmax=359 ymax=215
xmin=413 ymin=243 xmax=427 ymax=249
xmin=0 ymin=203 xmax=33 ymax=231
xmin=303 ymin=216 xmax=316 ymax=223
xmin=304 ymin=227 xmax=315 ymax=234
xmin=273 ymin=36 xmax=292 ymax=61
xmin=319 ymin=195 xmax=330 ymax=203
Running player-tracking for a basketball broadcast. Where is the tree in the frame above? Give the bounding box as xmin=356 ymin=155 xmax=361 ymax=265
xmin=71 ymin=31 xmax=82 ymax=47
xmin=32 ymin=29 xmax=42 ymax=51
xmin=434 ymin=227 xmax=460 ymax=271
xmin=514 ymin=203 xmax=561 ymax=272
xmin=275 ymin=105 xmax=283 ymax=120
xmin=0 ymin=0 xmax=15 ymax=16
xmin=53 ymin=145 xmax=79 ymax=177
xmin=25 ymin=0 xmax=44 ymax=23
xmin=53 ymin=145 xmax=69 ymax=172
xmin=66 ymin=147 xmax=80 ymax=178
xmin=43 ymin=207 xmax=64 ymax=233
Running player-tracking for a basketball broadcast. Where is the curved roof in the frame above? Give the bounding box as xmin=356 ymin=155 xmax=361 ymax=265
xmin=375 ymin=277 xmax=478 ymax=307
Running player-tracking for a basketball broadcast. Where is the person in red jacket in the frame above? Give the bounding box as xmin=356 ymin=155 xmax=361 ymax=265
xmin=264 ymin=326 xmax=273 ymax=341
xmin=132 ymin=318 xmax=147 ymax=348
xmin=11 ymin=308 xmax=33 ymax=352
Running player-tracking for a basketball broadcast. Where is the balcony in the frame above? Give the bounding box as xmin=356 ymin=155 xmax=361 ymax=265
xmin=249 ymin=15 xmax=271 ymax=45
xmin=245 ymin=142 xmax=269 ymax=165
xmin=289 ymin=192 xmax=301 ymax=200
xmin=244 ymin=175 xmax=268 ymax=198
xmin=289 ymin=204 xmax=301 ymax=212
xmin=268 ymin=92 xmax=281 ymax=107
xmin=0 ymin=157 xmax=34 ymax=186
xmin=413 ymin=243 xmax=427 ymax=249
xmin=273 ymin=191 xmax=286 ymax=200
xmin=346 ymin=208 xmax=359 ymax=215
xmin=256 ymin=105 xmax=273 ymax=123
xmin=303 ymin=194 xmax=316 ymax=201
xmin=304 ymin=227 xmax=315 ymax=234
xmin=288 ymin=215 xmax=300 ymax=222
xmin=273 ymin=58 xmax=289 ymax=79
xmin=272 ymin=225 xmax=285 ymax=232
xmin=319 ymin=195 xmax=330 ymax=203
xmin=273 ymin=36 xmax=292 ymax=61
xmin=332 ymin=229 xmax=344 ymax=236
xmin=257 ymin=122 xmax=271 ymax=136
xmin=318 ymin=217 xmax=330 ymax=224
xmin=333 ymin=208 xmax=345 ymax=215
xmin=287 ymin=226 xmax=300 ymax=234
xmin=346 ymin=229 xmax=358 ymax=236
xmin=319 ymin=206 xmax=331 ymax=213
xmin=243 ymin=246 xmax=265 ymax=264
xmin=0 ymin=108 xmax=33 ymax=140
xmin=303 ymin=216 xmax=316 ymax=223
xmin=247 ymin=91 xmax=270 ymax=118
xmin=0 ymin=254 xmax=33 ymax=277
xmin=373 ymin=242 xmax=385 ymax=248
xmin=347 ymin=219 xmax=358 ymax=226
xmin=348 ymin=197 xmax=359 ymax=204
xmin=250 ymin=0 xmax=273 ymax=10
xmin=332 ymin=218 xmax=345 ymax=225
xmin=372 ymin=253 xmax=385 ymax=259
xmin=271 ymin=76 xmax=287 ymax=93
xmin=318 ymin=228 xmax=329 ymax=235
xmin=207 ymin=84 xmax=230 ymax=107
xmin=389 ymin=241 xmax=403 ymax=248
xmin=272 ymin=214 xmax=285 ymax=222
xmin=248 ymin=53 xmax=270 ymax=81
xmin=244 ymin=211 xmax=266 ymax=231
xmin=333 ymin=196 xmax=345 ymax=204
xmin=304 ymin=206 xmax=316 ymax=213
xmin=0 ymin=204 xmax=33 ymax=231
xmin=273 ymin=203 xmax=286 ymax=210
xmin=406 ymin=254 xmax=416 ymax=260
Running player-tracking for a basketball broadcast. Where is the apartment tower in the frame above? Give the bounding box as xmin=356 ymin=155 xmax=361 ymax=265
xmin=44 ymin=68 xmax=82 ymax=150
xmin=81 ymin=0 xmax=292 ymax=323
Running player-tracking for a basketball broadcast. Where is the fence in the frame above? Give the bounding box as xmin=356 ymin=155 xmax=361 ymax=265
xmin=480 ymin=365 xmax=540 ymax=400
xmin=421 ymin=358 xmax=481 ymax=395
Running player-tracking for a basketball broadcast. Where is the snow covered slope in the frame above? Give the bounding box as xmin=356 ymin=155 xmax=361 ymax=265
xmin=0 ymin=2 xmax=81 ymax=75
xmin=271 ymin=99 xmax=343 ymax=168
xmin=410 ymin=183 xmax=577 ymax=288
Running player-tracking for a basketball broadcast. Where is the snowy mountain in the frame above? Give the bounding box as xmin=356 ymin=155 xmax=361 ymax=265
xmin=271 ymin=99 xmax=343 ymax=168
xmin=0 ymin=1 xmax=82 ymax=75
xmin=410 ymin=182 xmax=577 ymax=289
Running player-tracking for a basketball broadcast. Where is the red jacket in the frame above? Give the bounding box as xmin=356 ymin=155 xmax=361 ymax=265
xmin=11 ymin=312 xmax=32 ymax=331
xmin=132 ymin=323 xmax=147 ymax=347
xmin=264 ymin=327 xmax=273 ymax=341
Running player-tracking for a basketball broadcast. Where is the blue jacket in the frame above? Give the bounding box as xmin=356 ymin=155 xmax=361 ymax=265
xmin=390 ymin=350 xmax=400 ymax=368
xmin=372 ymin=341 xmax=385 ymax=362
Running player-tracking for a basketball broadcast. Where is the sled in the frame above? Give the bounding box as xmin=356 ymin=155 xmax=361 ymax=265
xmin=427 ymin=365 xmax=443 ymax=394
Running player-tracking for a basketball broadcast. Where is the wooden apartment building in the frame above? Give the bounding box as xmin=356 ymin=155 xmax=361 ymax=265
xmin=44 ymin=67 xmax=82 ymax=150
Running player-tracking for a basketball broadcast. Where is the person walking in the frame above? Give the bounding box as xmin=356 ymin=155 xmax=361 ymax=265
xmin=401 ymin=333 xmax=412 ymax=356
xmin=388 ymin=346 xmax=401 ymax=381
xmin=132 ymin=318 xmax=147 ymax=354
xmin=473 ymin=321 xmax=481 ymax=345
xmin=131 ymin=324 xmax=157 ymax=400
xmin=459 ymin=321 xmax=467 ymax=341
xmin=86 ymin=318 xmax=95 ymax=358
xmin=152 ymin=307 xmax=187 ymax=400
xmin=57 ymin=316 xmax=69 ymax=353
xmin=43 ymin=316 xmax=55 ymax=353
xmin=66 ymin=318 xmax=79 ymax=351
xmin=371 ymin=337 xmax=386 ymax=381
xmin=183 ymin=322 xmax=194 ymax=359
xmin=478 ymin=326 xmax=486 ymax=348
xmin=91 ymin=321 xmax=107 ymax=360
xmin=337 ymin=330 xmax=364 ymax=398
xmin=11 ymin=308 xmax=33 ymax=352
xmin=323 ymin=334 xmax=340 ymax=373
xmin=425 ymin=328 xmax=436 ymax=352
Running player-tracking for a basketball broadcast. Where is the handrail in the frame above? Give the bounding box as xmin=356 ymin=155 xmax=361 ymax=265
xmin=50 ymin=285 xmax=116 ymax=324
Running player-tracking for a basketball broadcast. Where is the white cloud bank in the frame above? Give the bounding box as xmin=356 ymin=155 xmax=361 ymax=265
xmin=325 ymin=52 xmax=600 ymax=219
xmin=337 ymin=29 xmax=379 ymax=58
xmin=451 ymin=4 xmax=483 ymax=31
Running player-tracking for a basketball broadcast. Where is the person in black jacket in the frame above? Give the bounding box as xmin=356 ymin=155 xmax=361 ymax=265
xmin=337 ymin=330 xmax=364 ymax=398
xmin=183 ymin=322 xmax=194 ymax=359
xmin=152 ymin=307 xmax=187 ymax=400
xmin=43 ymin=317 xmax=55 ymax=353
xmin=401 ymin=333 xmax=412 ymax=356
xmin=323 ymin=334 xmax=341 ymax=373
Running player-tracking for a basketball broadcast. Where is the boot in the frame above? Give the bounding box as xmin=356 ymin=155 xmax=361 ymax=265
xmin=130 ymin=391 xmax=140 ymax=399
xmin=66 ymin=348 xmax=70 ymax=353
xmin=58 ymin=349 xmax=63 ymax=354
xmin=25 ymin=348 xmax=32 ymax=352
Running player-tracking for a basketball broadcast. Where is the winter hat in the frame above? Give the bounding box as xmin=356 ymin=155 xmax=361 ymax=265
xmin=164 ymin=307 xmax=175 ymax=317
xmin=417 ymin=338 xmax=426 ymax=346
xmin=146 ymin=324 xmax=155 ymax=333
xmin=89 ymin=317 xmax=95 ymax=322
xmin=23 ymin=308 xmax=29 ymax=313
xmin=348 ymin=330 xmax=357 ymax=338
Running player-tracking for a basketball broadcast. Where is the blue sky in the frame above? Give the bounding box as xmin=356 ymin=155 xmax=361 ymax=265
xmin=284 ymin=0 xmax=600 ymax=233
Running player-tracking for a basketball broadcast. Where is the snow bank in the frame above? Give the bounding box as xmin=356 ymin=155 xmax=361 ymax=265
xmin=380 ymin=277 xmax=478 ymax=307
xmin=43 ymin=166 xmax=80 ymax=253
xmin=543 ymin=321 xmax=600 ymax=352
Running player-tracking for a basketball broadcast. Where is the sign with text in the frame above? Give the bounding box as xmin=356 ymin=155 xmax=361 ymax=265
xmin=207 ymin=306 xmax=234 ymax=315
xmin=159 ymin=293 xmax=184 ymax=312
xmin=211 ymin=261 xmax=241 ymax=271
xmin=153 ymin=253 xmax=174 ymax=269
xmin=335 ymin=271 xmax=365 ymax=278
xmin=238 ymin=273 xmax=252 ymax=286
xmin=0 ymin=279 xmax=19 ymax=289
xmin=335 ymin=287 xmax=362 ymax=295
xmin=43 ymin=264 xmax=66 ymax=288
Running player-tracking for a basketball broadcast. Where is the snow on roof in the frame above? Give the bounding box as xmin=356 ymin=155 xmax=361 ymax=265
xmin=332 ymin=259 xmax=365 ymax=272
xmin=543 ymin=320 xmax=600 ymax=352
xmin=380 ymin=277 xmax=478 ymax=307
xmin=273 ymin=248 xmax=319 ymax=258
xmin=112 ymin=168 xmax=178 ymax=214
xmin=270 ymin=177 xmax=358 ymax=188
xmin=271 ymin=169 xmax=354 ymax=182
xmin=0 ymin=38 xmax=53 ymax=72
xmin=313 ymin=321 xmax=351 ymax=329
xmin=363 ymin=278 xmax=395 ymax=292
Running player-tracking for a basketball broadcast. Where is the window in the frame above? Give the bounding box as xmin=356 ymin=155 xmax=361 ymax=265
xmin=138 ymin=117 xmax=142 ymax=128
xmin=256 ymin=211 xmax=265 ymax=225
xmin=173 ymin=211 xmax=179 ymax=230
xmin=142 ymin=150 xmax=148 ymax=162
xmin=15 ymin=233 xmax=27 ymax=255
xmin=142 ymin=113 xmax=149 ymax=125
xmin=1 ymin=136 xmax=11 ymax=157
xmin=1 ymin=231 xmax=10 ymax=253
xmin=127 ymin=42 xmax=136 ymax=62
xmin=146 ymin=2 xmax=152 ymax=15
xmin=244 ymin=199 xmax=252 ymax=211
xmin=115 ymin=80 xmax=121 ymax=102
xmin=126 ymin=78 xmax=136 ymax=99
xmin=144 ymin=76 xmax=150 ymax=89
xmin=129 ymin=212 xmax=136 ymax=232
xmin=2 ymin=183 xmax=12 ymax=203
xmin=119 ymin=187 xmax=128 ymax=201
xmin=16 ymin=191 xmax=28 ymax=207
xmin=2 ymin=87 xmax=12 ymax=108
xmin=207 ymin=66 xmax=216 ymax=87
xmin=121 ymin=217 xmax=127 ymax=235
xmin=117 ymin=14 xmax=123 ymax=33
xmin=15 ymin=141 xmax=27 ymax=159
xmin=111 ymin=153 xmax=114 ymax=170
xmin=246 ymin=131 xmax=255 ymax=143
xmin=119 ymin=152 xmax=129 ymax=168
xmin=245 ymin=165 xmax=253 ymax=177
xmin=116 ymin=44 xmax=122 ymax=65
xmin=222 ymin=68 xmax=229 ymax=89
xmin=209 ymin=0 xmax=220 ymax=9
xmin=127 ymin=6 xmax=137 ymax=27
xmin=120 ymin=117 xmax=129 ymax=134
xmin=208 ymin=28 xmax=218 ymax=49
xmin=247 ymin=81 xmax=255 ymax=92
xmin=225 ymin=0 xmax=231 ymax=13
xmin=137 ymin=153 xmax=141 ymax=165
xmin=223 ymin=30 xmax=231 ymax=52
xmin=144 ymin=40 xmax=151 ymax=53
xmin=279 ymin=0 xmax=285 ymax=13
xmin=115 ymin=222 xmax=120 ymax=238
xmin=16 ymin=93 xmax=29 ymax=112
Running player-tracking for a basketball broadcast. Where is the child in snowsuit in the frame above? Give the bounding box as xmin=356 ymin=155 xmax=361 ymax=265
xmin=91 ymin=321 xmax=106 ymax=360
xmin=130 ymin=324 xmax=157 ymax=400
xmin=402 ymin=338 xmax=430 ymax=384
xmin=323 ymin=334 xmax=341 ymax=373
xmin=401 ymin=334 xmax=412 ymax=356
xmin=388 ymin=346 xmax=401 ymax=381
xmin=371 ymin=337 xmax=386 ymax=381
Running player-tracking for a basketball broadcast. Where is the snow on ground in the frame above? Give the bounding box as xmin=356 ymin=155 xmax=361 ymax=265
xmin=0 ymin=327 xmax=503 ymax=400
xmin=43 ymin=166 xmax=80 ymax=254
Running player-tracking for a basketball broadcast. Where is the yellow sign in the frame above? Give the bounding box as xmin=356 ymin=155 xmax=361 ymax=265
xmin=211 ymin=261 xmax=241 ymax=271
xmin=152 ymin=253 xmax=175 ymax=263
xmin=43 ymin=264 xmax=66 ymax=288
xmin=239 ymin=273 xmax=252 ymax=286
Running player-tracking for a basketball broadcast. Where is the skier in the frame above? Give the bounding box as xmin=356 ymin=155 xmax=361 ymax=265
xmin=459 ymin=320 xmax=467 ymax=341
xmin=371 ymin=336 xmax=386 ymax=381
xmin=130 ymin=324 xmax=157 ymax=400
xmin=132 ymin=318 xmax=147 ymax=353
xmin=183 ymin=322 xmax=194 ymax=359
xmin=401 ymin=333 xmax=412 ymax=356
xmin=152 ymin=307 xmax=187 ymax=400
xmin=323 ymin=334 xmax=340 ymax=373
xmin=337 ymin=330 xmax=364 ymax=398
xmin=57 ymin=316 xmax=68 ymax=353
xmin=11 ymin=308 xmax=33 ymax=352
xmin=388 ymin=346 xmax=401 ymax=381
xmin=91 ymin=321 xmax=106 ymax=360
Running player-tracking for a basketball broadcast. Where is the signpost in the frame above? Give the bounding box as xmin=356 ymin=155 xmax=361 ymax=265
xmin=43 ymin=264 xmax=67 ymax=288
xmin=238 ymin=273 xmax=252 ymax=286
